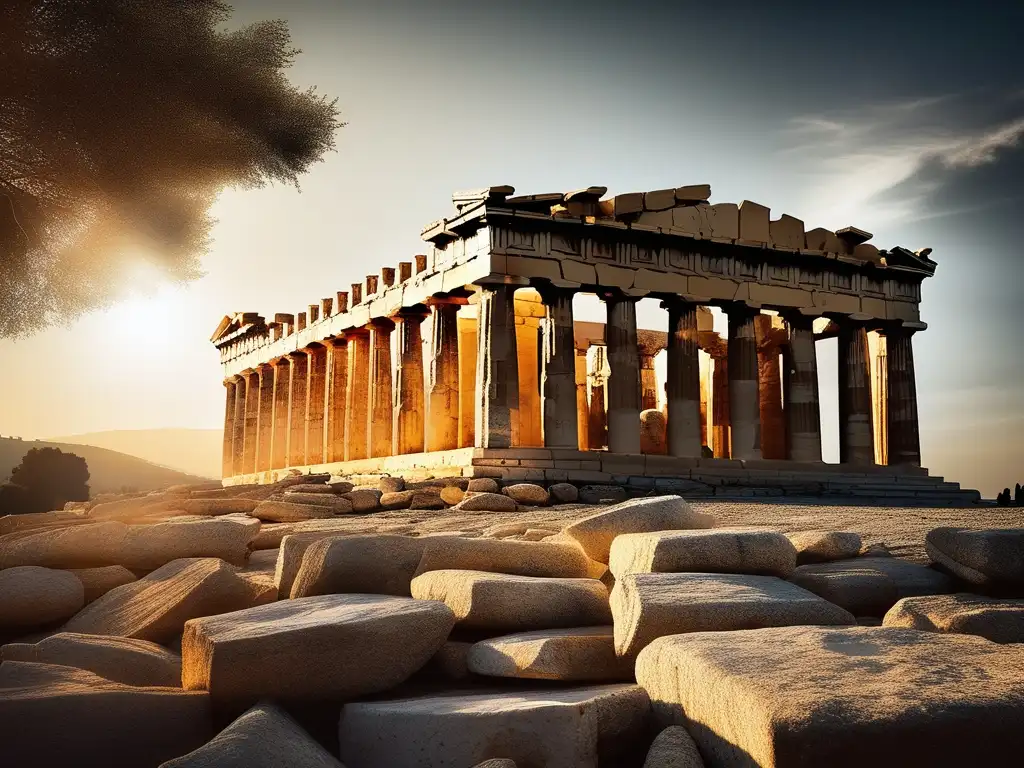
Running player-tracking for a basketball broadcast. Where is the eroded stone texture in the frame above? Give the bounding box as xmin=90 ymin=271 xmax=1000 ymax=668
xmin=68 ymin=565 xmax=137 ymax=603
xmin=635 ymin=626 xmax=1024 ymax=767
xmin=609 ymin=529 xmax=797 ymax=579
xmin=643 ymin=726 xmax=706 ymax=768
xmin=640 ymin=409 xmax=668 ymax=454
xmin=925 ymin=527 xmax=1024 ymax=590
xmin=467 ymin=626 xmax=633 ymax=681
xmin=414 ymin=536 xmax=594 ymax=579
xmin=0 ymin=566 xmax=84 ymax=629
xmin=883 ymin=593 xmax=1024 ymax=643
xmin=789 ymin=557 xmax=952 ymax=616
xmin=787 ymin=531 xmax=862 ymax=564
xmin=290 ymin=535 xmax=429 ymax=598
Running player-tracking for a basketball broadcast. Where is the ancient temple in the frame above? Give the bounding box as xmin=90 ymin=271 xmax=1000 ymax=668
xmin=211 ymin=184 xmax=976 ymax=502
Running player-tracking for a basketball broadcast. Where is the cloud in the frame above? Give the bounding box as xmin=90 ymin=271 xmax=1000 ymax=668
xmin=779 ymin=95 xmax=1024 ymax=228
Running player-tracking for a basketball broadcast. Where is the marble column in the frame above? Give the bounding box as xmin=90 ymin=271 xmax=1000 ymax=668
xmin=324 ymin=338 xmax=348 ymax=463
xmin=884 ymin=325 xmax=921 ymax=466
xmin=426 ymin=301 xmax=461 ymax=452
xmin=344 ymin=330 xmax=370 ymax=461
xmin=222 ymin=379 xmax=237 ymax=478
xmin=755 ymin=315 xmax=787 ymax=460
xmin=663 ymin=298 xmax=702 ymax=458
xmin=304 ymin=344 xmax=327 ymax=465
xmin=287 ymin=352 xmax=308 ymax=467
xmin=538 ymin=284 xmax=579 ymax=448
xmin=575 ymin=347 xmax=590 ymax=451
xmin=603 ymin=291 xmax=642 ymax=454
xmin=231 ymin=374 xmax=246 ymax=473
xmin=784 ymin=313 xmax=822 ymax=462
xmin=710 ymin=348 xmax=730 ymax=458
xmin=367 ymin=319 xmax=395 ymax=458
xmin=393 ymin=309 xmax=427 ymax=455
xmin=256 ymin=364 xmax=274 ymax=472
xmin=271 ymin=360 xmax=289 ymax=469
xmin=475 ymin=282 xmax=520 ymax=448
xmin=837 ymin=318 xmax=875 ymax=465
xmin=457 ymin=312 xmax=477 ymax=448
xmin=727 ymin=304 xmax=762 ymax=460
xmin=242 ymin=371 xmax=259 ymax=474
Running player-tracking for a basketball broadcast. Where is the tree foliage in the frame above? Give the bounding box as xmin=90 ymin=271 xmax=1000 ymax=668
xmin=0 ymin=0 xmax=341 ymax=337
xmin=2 ymin=446 xmax=90 ymax=514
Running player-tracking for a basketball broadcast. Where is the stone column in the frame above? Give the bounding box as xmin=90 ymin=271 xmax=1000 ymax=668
xmin=837 ymin=318 xmax=875 ymax=465
xmin=367 ymin=319 xmax=395 ymax=458
xmin=783 ymin=313 xmax=822 ymax=462
xmin=474 ymin=282 xmax=521 ymax=448
xmin=256 ymin=364 xmax=274 ymax=472
xmin=755 ymin=315 xmax=787 ymax=460
xmin=603 ymin=291 xmax=642 ymax=454
xmin=344 ymin=330 xmax=370 ymax=461
xmin=324 ymin=338 xmax=348 ymax=463
xmin=241 ymin=371 xmax=259 ymax=474
xmin=538 ymin=283 xmax=579 ymax=448
xmin=710 ymin=348 xmax=730 ymax=458
xmin=287 ymin=352 xmax=308 ymax=467
xmin=393 ymin=309 xmax=428 ymax=455
xmin=231 ymin=374 xmax=246 ymax=473
xmin=457 ymin=312 xmax=477 ymax=448
xmin=575 ymin=347 xmax=590 ymax=451
xmin=884 ymin=325 xmax=922 ymax=466
xmin=271 ymin=360 xmax=289 ymax=469
xmin=638 ymin=341 xmax=660 ymax=412
xmin=727 ymin=304 xmax=762 ymax=460
xmin=222 ymin=379 xmax=237 ymax=478
xmin=587 ymin=347 xmax=608 ymax=450
xmin=426 ymin=301 xmax=461 ymax=452
xmin=304 ymin=345 xmax=327 ymax=465
xmin=663 ymin=298 xmax=702 ymax=458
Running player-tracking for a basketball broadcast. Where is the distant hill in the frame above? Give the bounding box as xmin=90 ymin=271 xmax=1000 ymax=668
xmin=0 ymin=436 xmax=215 ymax=495
xmin=47 ymin=429 xmax=222 ymax=480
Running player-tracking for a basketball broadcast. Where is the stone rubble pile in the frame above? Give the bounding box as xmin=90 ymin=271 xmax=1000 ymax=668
xmin=0 ymin=477 xmax=1022 ymax=767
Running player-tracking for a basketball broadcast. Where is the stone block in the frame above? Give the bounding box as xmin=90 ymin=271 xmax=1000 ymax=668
xmin=635 ymin=626 xmax=1024 ymax=767
xmin=882 ymin=593 xmax=1024 ymax=643
xmin=454 ymin=492 xmax=517 ymax=512
xmin=68 ymin=565 xmax=137 ymax=603
xmin=789 ymin=557 xmax=952 ymax=616
xmin=503 ymin=483 xmax=550 ymax=505
xmin=290 ymin=535 xmax=429 ymax=598
xmin=644 ymin=189 xmax=677 ymax=211
xmin=160 ymin=701 xmax=343 ymax=767
xmin=671 ymin=204 xmax=704 ymax=236
xmin=2 ymin=632 xmax=181 ymax=687
xmin=738 ymin=201 xmax=770 ymax=244
xmin=338 ymin=684 xmax=650 ymax=768
xmin=643 ymin=726 xmax=705 ymax=768
xmin=612 ymin=572 xmax=853 ymax=656
xmin=467 ymin=626 xmax=633 ymax=681
xmin=634 ymin=268 xmax=688 ymax=295
xmin=343 ymin=488 xmax=383 ymax=512
xmin=687 ymin=275 xmax=743 ymax=301
xmin=706 ymin=203 xmax=739 ymax=239
xmin=414 ymin=537 xmax=594 ymax=579
xmin=595 ymin=263 xmax=637 ymax=289
xmin=410 ymin=570 xmax=611 ymax=631
xmin=123 ymin=518 xmax=259 ymax=569
xmin=182 ymin=594 xmax=455 ymax=704
xmin=64 ymin=557 xmax=264 ymax=643
xmin=549 ymin=482 xmax=580 ymax=503
xmin=674 ymin=184 xmax=711 ymax=203
xmin=250 ymin=519 xmax=373 ymax=550
xmin=748 ymin=283 xmax=813 ymax=308
xmin=0 ymin=661 xmax=211 ymax=768
xmin=467 ymin=478 xmax=500 ymax=492
xmin=925 ymin=527 xmax=1024 ymax=590
xmin=564 ymin=496 xmax=716 ymax=563
xmin=768 ymin=214 xmax=805 ymax=250
xmin=251 ymin=500 xmax=337 ymax=522
xmin=506 ymin=254 xmax=562 ymax=281
xmin=0 ymin=566 xmax=84 ymax=629
xmin=804 ymin=227 xmax=843 ymax=253
xmin=0 ymin=521 xmax=127 ymax=569
xmin=787 ymin=531 xmax=862 ymax=564
xmin=561 ymin=260 xmax=597 ymax=285
xmin=609 ymin=529 xmax=797 ymax=579
xmin=182 ymin=499 xmax=259 ymax=516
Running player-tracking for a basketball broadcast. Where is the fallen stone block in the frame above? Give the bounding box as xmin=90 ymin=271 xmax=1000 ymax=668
xmin=411 ymin=491 xmax=446 ymax=509
xmin=250 ymin=518 xmax=373 ymax=550
xmin=926 ymin=527 xmax=1024 ymax=591
xmin=411 ymin=570 xmax=611 ymax=631
xmin=275 ymin=532 xmax=355 ymax=598
xmin=68 ymin=565 xmax=137 ymax=603
xmin=577 ymin=485 xmax=628 ymax=505
xmin=277 ymin=492 xmax=353 ymax=509
xmin=0 ymin=566 xmax=84 ymax=629
xmin=549 ymin=482 xmax=579 ymax=503
xmin=88 ymin=494 xmax=182 ymax=521
xmin=610 ymin=529 xmax=796 ymax=579
xmin=883 ymin=593 xmax=1024 ymax=643
xmin=455 ymin=492 xmax=517 ymax=512
xmin=0 ymin=521 xmax=128 ymax=569
xmin=326 ymin=480 xmax=355 ymax=493
xmin=181 ymin=498 xmax=259 ymax=516
xmin=643 ymin=725 xmax=705 ymax=768
xmin=419 ymin=640 xmax=473 ymax=681
xmin=789 ymin=557 xmax=952 ymax=616
xmin=414 ymin=536 xmax=595 ymax=579
xmin=1 ymin=661 xmax=210 ymax=768
xmin=787 ymin=531 xmax=862 ymax=564
xmin=344 ymin=488 xmax=383 ymax=512
xmin=466 ymin=478 xmax=500 ymax=493
xmin=290 ymin=535 xmax=430 ymax=598
xmin=468 ymin=626 xmax=633 ymax=681
xmin=380 ymin=490 xmax=417 ymax=510
xmin=251 ymin=500 xmax=339 ymax=522
xmin=159 ymin=701 xmax=343 ymax=767
xmin=440 ymin=486 xmax=465 ymax=506
xmin=635 ymin=626 xmax=1024 ymax=767
xmin=612 ymin=572 xmax=854 ymax=656
xmin=64 ymin=557 xmax=265 ymax=643
xmin=503 ymin=483 xmax=550 ymax=506
xmin=339 ymin=684 xmax=650 ymax=768
xmin=119 ymin=517 xmax=259 ymax=569
xmin=1 ymin=632 xmax=181 ymax=687
xmin=564 ymin=496 xmax=717 ymax=563
xmin=379 ymin=476 xmax=406 ymax=493
xmin=285 ymin=483 xmax=349 ymax=495
xmin=0 ymin=509 xmax=89 ymax=537
xmin=182 ymin=594 xmax=454 ymax=703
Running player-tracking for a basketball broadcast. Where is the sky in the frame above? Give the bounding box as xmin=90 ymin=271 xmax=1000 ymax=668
xmin=1 ymin=0 xmax=1021 ymax=496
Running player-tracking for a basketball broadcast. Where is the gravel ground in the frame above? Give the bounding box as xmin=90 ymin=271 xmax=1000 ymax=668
xmin=312 ymin=499 xmax=1024 ymax=564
